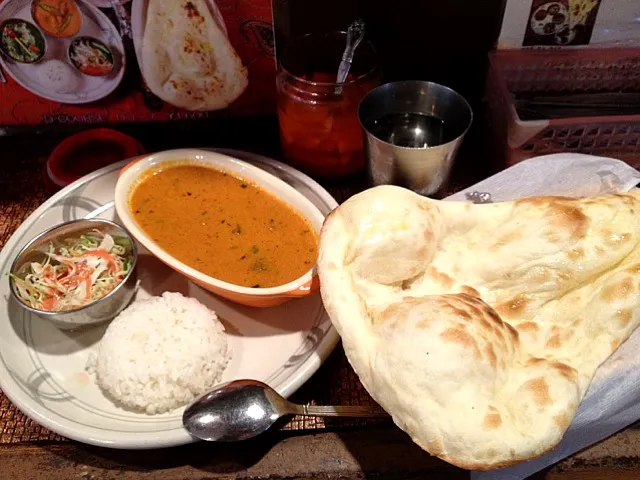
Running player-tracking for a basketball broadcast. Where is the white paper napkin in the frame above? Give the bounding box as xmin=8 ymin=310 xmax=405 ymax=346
xmin=443 ymin=153 xmax=640 ymax=480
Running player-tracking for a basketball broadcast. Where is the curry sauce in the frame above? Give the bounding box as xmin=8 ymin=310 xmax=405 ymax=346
xmin=130 ymin=165 xmax=318 ymax=288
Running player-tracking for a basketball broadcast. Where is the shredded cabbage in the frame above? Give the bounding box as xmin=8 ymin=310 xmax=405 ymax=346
xmin=10 ymin=229 xmax=131 ymax=312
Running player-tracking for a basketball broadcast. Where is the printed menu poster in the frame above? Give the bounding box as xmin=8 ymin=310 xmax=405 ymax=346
xmin=498 ymin=0 xmax=640 ymax=49
xmin=0 ymin=0 xmax=276 ymax=126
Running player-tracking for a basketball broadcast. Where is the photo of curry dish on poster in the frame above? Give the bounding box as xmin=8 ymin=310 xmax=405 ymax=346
xmin=0 ymin=0 xmax=125 ymax=104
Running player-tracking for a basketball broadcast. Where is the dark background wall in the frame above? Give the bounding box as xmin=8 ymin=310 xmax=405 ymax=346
xmin=273 ymin=0 xmax=508 ymax=107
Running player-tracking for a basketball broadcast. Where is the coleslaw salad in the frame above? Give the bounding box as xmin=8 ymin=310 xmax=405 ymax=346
xmin=9 ymin=229 xmax=131 ymax=311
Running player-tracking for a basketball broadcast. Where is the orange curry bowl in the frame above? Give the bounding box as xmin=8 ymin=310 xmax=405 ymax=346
xmin=114 ymin=148 xmax=325 ymax=308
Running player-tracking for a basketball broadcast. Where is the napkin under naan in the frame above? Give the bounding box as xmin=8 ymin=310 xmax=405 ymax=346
xmin=318 ymin=185 xmax=640 ymax=470
xmin=141 ymin=0 xmax=248 ymax=111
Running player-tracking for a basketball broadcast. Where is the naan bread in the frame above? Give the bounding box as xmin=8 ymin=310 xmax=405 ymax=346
xmin=141 ymin=0 xmax=248 ymax=111
xmin=318 ymin=185 xmax=640 ymax=470
xmin=568 ymin=0 xmax=599 ymax=28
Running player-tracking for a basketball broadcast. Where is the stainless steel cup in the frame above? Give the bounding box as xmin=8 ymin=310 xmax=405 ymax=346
xmin=358 ymin=80 xmax=473 ymax=196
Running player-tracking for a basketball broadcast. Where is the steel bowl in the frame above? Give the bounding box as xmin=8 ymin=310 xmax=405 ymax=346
xmin=30 ymin=0 xmax=82 ymax=39
xmin=8 ymin=218 xmax=138 ymax=331
xmin=0 ymin=18 xmax=47 ymax=64
xmin=68 ymin=36 xmax=115 ymax=77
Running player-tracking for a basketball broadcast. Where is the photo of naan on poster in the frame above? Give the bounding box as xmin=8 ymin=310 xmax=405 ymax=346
xmin=522 ymin=0 xmax=602 ymax=46
xmin=0 ymin=0 xmax=275 ymax=126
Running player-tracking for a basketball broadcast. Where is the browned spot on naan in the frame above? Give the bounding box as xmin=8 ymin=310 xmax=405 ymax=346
xmin=525 ymin=378 xmax=552 ymax=406
xmin=527 ymin=357 xmax=545 ymax=367
xmin=627 ymin=263 xmax=640 ymax=275
xmin=416 ymin=245 xmax=429 ymax=260
xmin=567 ymin=248 xmax=585 ymax=260
xmin=558 ymin=270 xmax=574 ymax=282
xmin=516 ymin=322 xmax=539 ymax=333
xmin=611 ymin=339 xmax=621 ymax=351
xmin=615 ymin=309 xmax=633 ymax=328
xmin=602 ymin=229 xmax=632 ymax=248
xmin=613 ymin=193 xmax=637 ymax=205
xmin=506 ymin=324 xmax=519 ymax=342
xmin=517 ymin=197 xmax=588 ymax=240
xmin=546 ymin=334 xmax=561 ymax=349
xmin=452 ymin=307 xmax=473 ymax=321
xmin=440 ymin=328 xmax=480 ymax=357
xmin=484 ymin=344 xmax=497 ymax=367
xmin=374 ymin=299 xmax=421 ymax=327
xmin=483 ymin=411 xmax=502 ymax=430
xmin=554 ymin=413 xmax=570 ymax=430
xmin=423 ymin=230 xmax=435 ymax=249
xmin=426 ymin=266 xmax=454 ymax=289
xmin=600 ymin=277 xmax=634 ymax=302
xmin=459 ymin=285 xmax=481 ymax=298
xmin=473 ymin=316 xmax=491 ymax=333
xmin=496 ymin=294 xmax=528 ymax=318
xmin=547 ymin=203 xmax=589 ymax=240
xmin=552 ymin=361 xmax=578 ymax=383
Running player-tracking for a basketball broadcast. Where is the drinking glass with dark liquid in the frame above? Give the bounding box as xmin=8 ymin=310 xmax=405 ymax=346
xmin=358 ymin=81 xmax=473 ymax=196
xmin=277 ymin=31 xmax=380 ymax=178
xmin=367 ymin=113 xmax=460 ymax=149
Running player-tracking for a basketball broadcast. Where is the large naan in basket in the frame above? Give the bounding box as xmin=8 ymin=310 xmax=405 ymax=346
xmin=141 ymin=0 xmax=248 ymax=111
xmin=318 ymin=185 xmax=640 ymax=470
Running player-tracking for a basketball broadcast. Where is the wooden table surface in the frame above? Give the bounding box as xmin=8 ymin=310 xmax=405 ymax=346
xmin=2 ymin=121 xmax=640 ymax=480
xmin=2 ymin=424 xmax=640 ymax=479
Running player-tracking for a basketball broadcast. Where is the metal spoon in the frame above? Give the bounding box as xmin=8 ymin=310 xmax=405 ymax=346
xmin=183 ymin=379 xmax=388 ymax=442
xmin=334 ymin=19 xmax=366 ymax=94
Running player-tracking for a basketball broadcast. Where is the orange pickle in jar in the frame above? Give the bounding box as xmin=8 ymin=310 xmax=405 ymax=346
xmin=277 ymin=33 xmax=380 ymax=178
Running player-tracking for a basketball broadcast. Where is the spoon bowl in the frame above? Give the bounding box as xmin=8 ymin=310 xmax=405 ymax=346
xmin=183 ymin=379 xmax=389 ymax=442
xmin=183 ymin=380 xmax=292 ymax=442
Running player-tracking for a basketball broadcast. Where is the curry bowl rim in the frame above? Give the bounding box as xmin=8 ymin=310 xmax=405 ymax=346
xmin=114 ymin=148 xmax=324 ymax=297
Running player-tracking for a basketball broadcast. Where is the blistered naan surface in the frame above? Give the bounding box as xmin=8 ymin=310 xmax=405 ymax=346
xmin=318 ymin=185 xmax=640 ymax=470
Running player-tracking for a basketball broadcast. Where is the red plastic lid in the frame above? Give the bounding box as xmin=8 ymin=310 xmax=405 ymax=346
xmin=46 ymin=128 xmax=144 ymax=191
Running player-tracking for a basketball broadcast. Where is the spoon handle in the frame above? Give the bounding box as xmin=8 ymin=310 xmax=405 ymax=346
xmin=334 ymin=19 xmax=366 ymax=93
xmin=301 ymin=404 xmax=388 ymax=418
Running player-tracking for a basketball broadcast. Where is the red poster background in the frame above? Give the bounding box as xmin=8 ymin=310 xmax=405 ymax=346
xmin=0 ymin=0 xmax=276 ymax=126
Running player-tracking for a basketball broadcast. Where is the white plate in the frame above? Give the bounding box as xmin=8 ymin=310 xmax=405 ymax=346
xmin=130 ymin=0 xmax=227 ymax=76
xmin=0 ymin=149 xmax=340 ymax=449
xmin=0 ymin=0 xmax=125 ymax=104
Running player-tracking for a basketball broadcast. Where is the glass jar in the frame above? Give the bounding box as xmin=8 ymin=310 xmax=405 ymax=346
xmin=277 ymin=31 xmax=380 ymax=178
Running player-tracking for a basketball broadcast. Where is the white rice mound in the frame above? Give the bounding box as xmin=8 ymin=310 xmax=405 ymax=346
xmin=86 ymin=292 xmax=231 ymax=415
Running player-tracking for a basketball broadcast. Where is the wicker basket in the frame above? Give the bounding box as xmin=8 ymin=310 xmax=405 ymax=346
xmin=485 ymin=49 xmax=640 ymax=169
